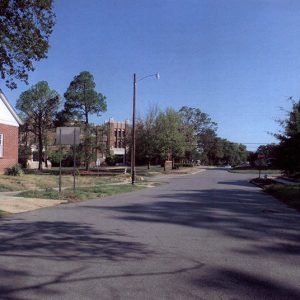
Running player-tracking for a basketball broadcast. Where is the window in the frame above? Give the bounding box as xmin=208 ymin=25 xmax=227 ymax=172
xmin=0 ymin=134 xmax=3 ymax=158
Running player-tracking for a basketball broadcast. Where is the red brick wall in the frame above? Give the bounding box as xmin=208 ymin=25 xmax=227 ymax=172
xmin=0 ymin=124 xmax=19 ymax=173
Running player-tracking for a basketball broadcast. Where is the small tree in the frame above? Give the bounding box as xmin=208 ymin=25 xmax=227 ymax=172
xmin=16 ymin=81 xmax=60 ymax=170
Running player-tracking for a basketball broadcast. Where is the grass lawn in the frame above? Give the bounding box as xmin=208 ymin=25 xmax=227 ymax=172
xmin=0 ymin=210 xmax=8 ymax=218
xmin=0 ymin=173 xmax=141 ymax=202
xmin=16 ymin=183 xmax=146 ymax=202
xmin=265 ymin=184 xmax=300 ymax=212
xmin=0 ymin=173 xmax=130 ymax=192
xmin=0 ymin=164 xmax=196 ymax=203
xmin=135 ymin=165 xmax=202 ymax=176
xmin=250 ymin=178 xmax=300 ymax=212
xmin=229 ymin=168 xmax=282 ymax=176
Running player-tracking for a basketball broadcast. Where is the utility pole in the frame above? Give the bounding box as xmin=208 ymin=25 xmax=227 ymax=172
xmin=131 ymin=74 xmax=136 ymax=185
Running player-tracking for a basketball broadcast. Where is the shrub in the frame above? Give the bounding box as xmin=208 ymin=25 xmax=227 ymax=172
xmin=5 ymin=163 xmax=24 ymax=176
xmin=174 ymin=163 xmax=194 ymax=169
xmin=105 ymin=155 xmax=116 ymax=166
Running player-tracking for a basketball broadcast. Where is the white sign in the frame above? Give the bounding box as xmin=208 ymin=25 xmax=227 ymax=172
xmin=55 ymin=127 xmax=81 ymax=145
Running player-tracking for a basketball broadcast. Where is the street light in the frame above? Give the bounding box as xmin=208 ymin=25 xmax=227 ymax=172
xmin=131 ymin=73 xmax=159 ymax=185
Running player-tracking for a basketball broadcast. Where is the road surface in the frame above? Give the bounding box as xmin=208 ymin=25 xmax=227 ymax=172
xmin=0 ymin=168 xmax=299 ymax=300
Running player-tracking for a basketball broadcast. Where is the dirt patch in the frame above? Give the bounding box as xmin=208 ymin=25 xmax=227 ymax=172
xmin=0 ymin=192 xmax=67 ymax=214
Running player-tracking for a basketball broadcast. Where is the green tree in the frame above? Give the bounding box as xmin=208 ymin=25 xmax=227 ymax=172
xmin=135 ymin=106 xmax=159 ymax=168
xmin=179 ymin=106 xmax=218 ymax=163
xmin=275 ymin=99 xmax=300 ymax=175
xmin=63 ymin=71 xmax=107 ymax=170
xmin=0 ymin=0 xmax=55 ymax=89
xmin=16 ymin=81 xmax=60 ymax=170
xmin=155 ymin=108 xmax=186 ymax=167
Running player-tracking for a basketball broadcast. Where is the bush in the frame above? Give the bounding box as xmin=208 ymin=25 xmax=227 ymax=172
xmin=174 ymin=163 xmax=194 ymax=169
xmin=5 ymin=163 xmax=24 ymax=176
xmin=105 ymin=155 xmax=116 ymax=166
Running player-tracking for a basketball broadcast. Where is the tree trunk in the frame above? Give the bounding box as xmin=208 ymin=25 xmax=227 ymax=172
xmin=147 ymin=159 xmax=150 ymax=170
xmin=38 ymin=124 xmax=43 ymax=171
xmin=44 ymin=142 xmax=48 ymax=168
xmin=85 ymin=109 xmax=89 ymax=171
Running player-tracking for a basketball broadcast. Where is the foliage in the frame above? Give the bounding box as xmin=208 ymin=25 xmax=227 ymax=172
xmin=18 ymin=144 xmax=31 ymax=168
xmin=265 ymin=184 xmax=300 ymax=212
xmin=174 ymin=163 xmax=194 ymax=168
xmin=63 ymin=71 xmax=107 ymax=170
xmin=16 ymin=81 xmax=60 ymax=170
xmin=131 ymin=105 xmax=248 ymax=167
xmin=63 ymin=71 xmax=107 ymax=124
xmin=155 ymin=108 xmax=186 ymax=162
xmin=105 ymin=154 xmax=116 ymax=166
xmin=0 ymin=0 xmax=55 ymax=89
xmin=179 ymin=106 xmax=218 ymax=162
xmin=134 ymin=105 xmax=160 ymax=168
xmin=5 ymin=163 xmax=24 ymax=176
xmin=275 ymin=99 xmax=300 ymax=175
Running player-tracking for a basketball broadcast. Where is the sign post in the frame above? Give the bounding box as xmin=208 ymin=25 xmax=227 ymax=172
xmin=55 ymin=127 xmax=80 ymax=193
xmin=256 ymin=153 xmax=266 ymax=179
xmin=59 ymin=128 xmax=62 ymax=193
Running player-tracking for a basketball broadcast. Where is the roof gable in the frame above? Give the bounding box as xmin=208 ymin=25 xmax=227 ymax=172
xmin=0 ymin=90 xmax=23 ymax=127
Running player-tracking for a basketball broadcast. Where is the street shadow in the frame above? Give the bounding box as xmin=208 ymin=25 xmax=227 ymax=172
xmin=217 ymin=180 xmax=255 ymax=188
xmin=0 ymin=221 xmax=152 ymax=262
xmin=191 ymin=266 xmax=300 ymax=300
xmin=84 ymin=186 xmax=300 ymax=256
xmin=0 ymin=261 xmax=205 ymax=300
xmin=0 ymin=220 xmax=154 ymax=299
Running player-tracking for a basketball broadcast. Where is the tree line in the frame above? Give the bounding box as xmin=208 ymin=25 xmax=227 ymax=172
xmin=16 ymin=72 xmax=248 ymax=170
xmin=132 ymin=106 xmax=248 ymax=168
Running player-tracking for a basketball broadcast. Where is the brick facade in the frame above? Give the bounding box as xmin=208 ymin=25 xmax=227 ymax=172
xmin=0 ymin=124 xmax=19 ymax=173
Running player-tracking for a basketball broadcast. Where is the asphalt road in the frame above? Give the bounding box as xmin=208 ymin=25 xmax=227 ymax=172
xmin=0 ymin=169 xmax=300 ymax=300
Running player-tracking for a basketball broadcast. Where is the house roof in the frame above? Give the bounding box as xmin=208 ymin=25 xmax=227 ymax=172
xmin=0 ymin=89 xmax=23 ymax=125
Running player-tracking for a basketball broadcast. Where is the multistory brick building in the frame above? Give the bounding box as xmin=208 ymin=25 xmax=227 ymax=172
xmin=95 ymin=118 xmax=130 ymax=165
xmin=0 ymin=90 xmax=23 ymax=173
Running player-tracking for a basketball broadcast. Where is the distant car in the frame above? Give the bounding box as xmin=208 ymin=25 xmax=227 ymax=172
xmin=223 ymin=165 xmax=232 ymax=169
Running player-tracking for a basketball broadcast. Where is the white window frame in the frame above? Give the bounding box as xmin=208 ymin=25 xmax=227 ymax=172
xmin=0 ymin=133 xmax=3 ymax=158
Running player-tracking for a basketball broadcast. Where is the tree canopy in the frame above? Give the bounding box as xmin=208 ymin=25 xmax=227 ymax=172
xmin=0 ymin=0 xmax=55 ymax=89
xmin=63 ymin=71 xmax=107 ymax=125
xmin=275 ymin=99 xmax=300 ymax=175
xmin=63 ymin=71 xmax=107 ymax=170
xmin=16 ymin=81 xmax=60 ymax=170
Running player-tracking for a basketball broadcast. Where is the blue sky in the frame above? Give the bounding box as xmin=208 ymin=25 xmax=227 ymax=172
xmin=3 ymin=0 xmax=300 ymax=151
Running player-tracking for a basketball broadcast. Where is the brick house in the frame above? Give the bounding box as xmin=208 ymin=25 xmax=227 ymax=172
xmin=0 ymin=90 xmax=23 ymax=173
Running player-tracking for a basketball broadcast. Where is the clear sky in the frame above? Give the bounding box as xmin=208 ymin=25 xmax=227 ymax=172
xmin=3 ymin=0 xmax=300 ymax=151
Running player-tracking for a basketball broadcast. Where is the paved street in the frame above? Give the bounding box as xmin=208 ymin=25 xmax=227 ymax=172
xmin=0 ymin=169 xmax=300 ymax=300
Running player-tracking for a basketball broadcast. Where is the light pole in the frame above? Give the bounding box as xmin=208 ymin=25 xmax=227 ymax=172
xmin=131 ymin=73 xmax=159 ymax=185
